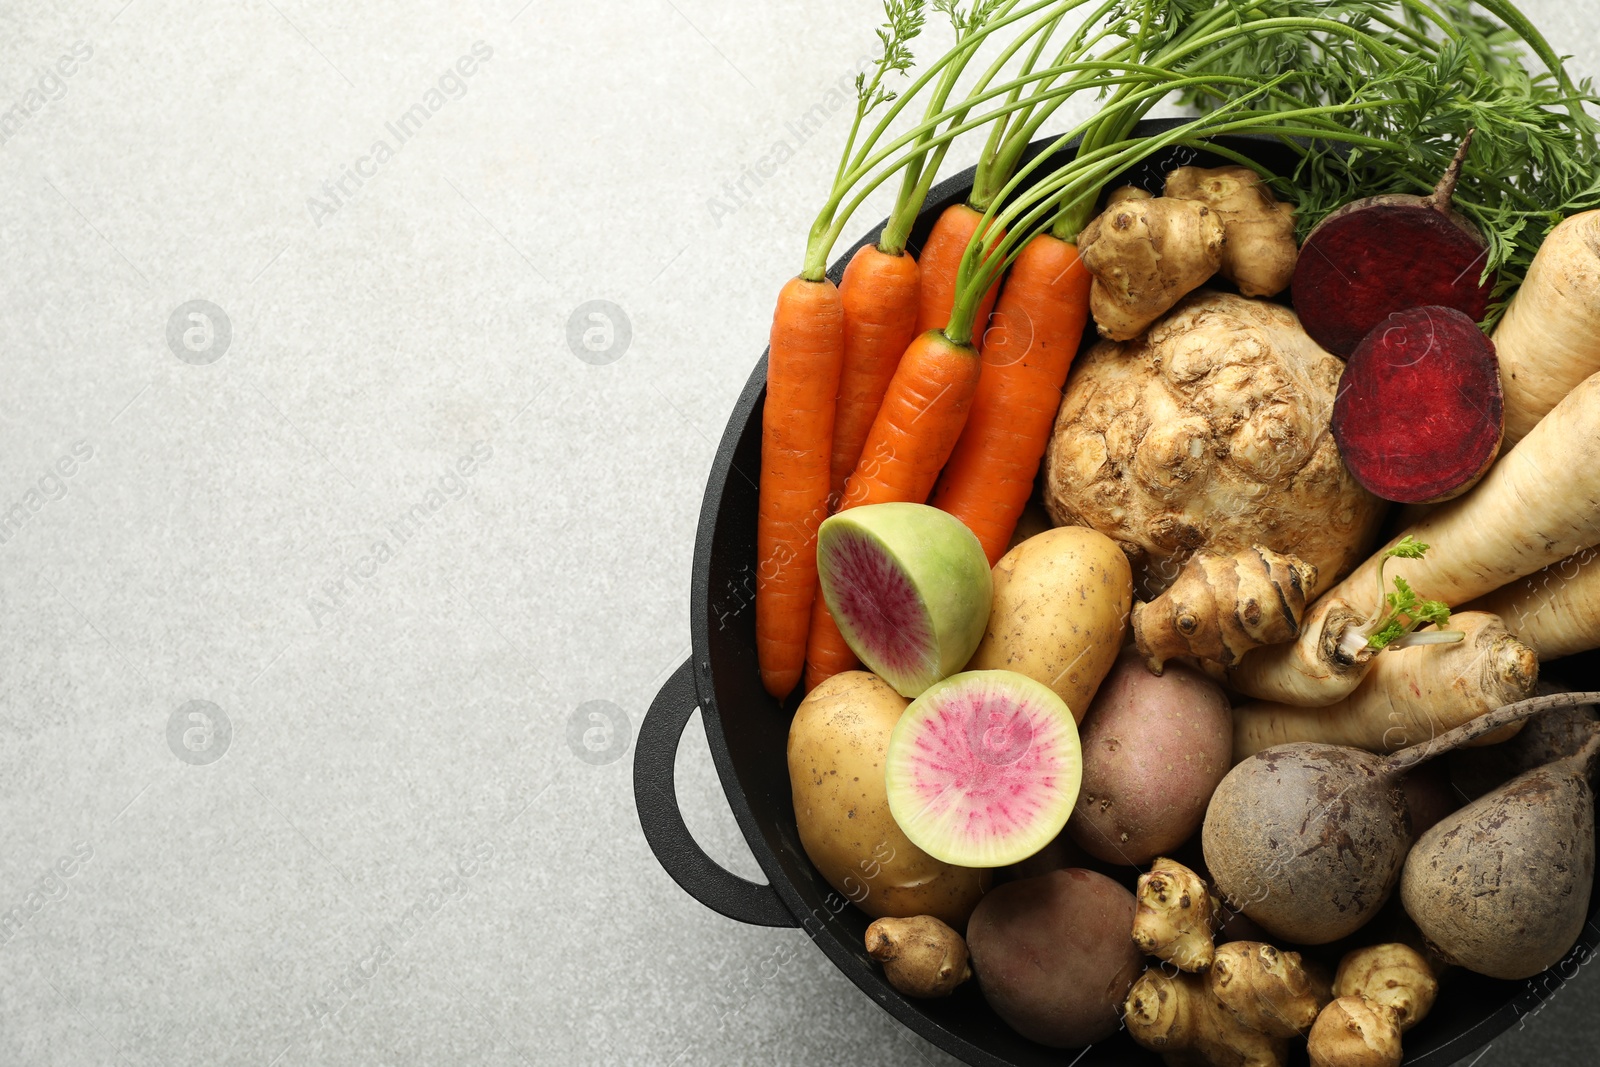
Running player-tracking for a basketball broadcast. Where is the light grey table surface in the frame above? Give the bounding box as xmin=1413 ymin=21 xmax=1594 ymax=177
xmin=2 ymin=2 xmax=1597 ymax=1064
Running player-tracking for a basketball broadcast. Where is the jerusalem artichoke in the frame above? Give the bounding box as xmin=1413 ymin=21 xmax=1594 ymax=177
xmin=1210 ymin=941 xmax=1332 ymax=1039
xmin=1132 ymin=857 xmax=1221 ymax=972
xmin=864 ymin=915 xmax=972 ymax=998
xmin=1165 ymin=165 xmax=1297 ymax=298
xmin=1306 ymin=944 xmax=1437 ymax=1067
xmin=1078 ymin=192 xmax=1225 ymax=340
xmin=1132 ymin=545 xmax=1317 ymax=673
xmin=1125 ymin=968 xmax=1288 ymax=1067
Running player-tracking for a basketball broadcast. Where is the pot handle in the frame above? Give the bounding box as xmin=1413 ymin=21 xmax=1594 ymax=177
xmin=634 ymin=658 xmax=796 ymax=928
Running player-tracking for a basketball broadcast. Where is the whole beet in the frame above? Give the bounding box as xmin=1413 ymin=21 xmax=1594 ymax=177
xmin=1203 ymin=743 xmax=1410 ymax=944
xmin=1204 ymin=691 xmax=1600 ymax=946
xmin=1402 ymin=731 xmax=1600 ymax=979
xmin=967 ymin=869 xmax=1143 ymax=1047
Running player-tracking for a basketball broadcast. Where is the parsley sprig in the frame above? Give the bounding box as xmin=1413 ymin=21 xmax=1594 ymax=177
xmin=1362 ymin=536 xmax=1460 ymax=651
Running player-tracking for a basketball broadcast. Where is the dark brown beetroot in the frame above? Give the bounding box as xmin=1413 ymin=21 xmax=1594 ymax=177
xmin=1203 ymin=743 xmax=1410 ymax=945
xmin=1331 ymin=306 xmax=1504 ymax=503
xmin=1401 ymin=728 xmax=1600 ymax=979
xmin=1292 ymin=134 xmax=1493 ymax=357
xmin=966 ymin=869 xmax=1144 ymax=1047
xmin=1202 ymin=691 xmax=1600 ymax=946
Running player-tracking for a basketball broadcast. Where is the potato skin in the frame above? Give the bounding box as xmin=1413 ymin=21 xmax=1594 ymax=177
xmin=787 ymin=671 xmax=989 ymax=927
xmin=966 ymin=527 xmax=1133 ymax=721
xmin=1067 ymin=652 xmax=1232 ymax=864
xmin=967 ymin=869 xmax=1144 ymax=1047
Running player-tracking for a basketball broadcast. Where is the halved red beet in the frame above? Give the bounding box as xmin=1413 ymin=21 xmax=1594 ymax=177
xmin=1331 ymin=306 xmax=1503 ymax=504
xmin=1293 ymin=135 xmax=1494 ymax=357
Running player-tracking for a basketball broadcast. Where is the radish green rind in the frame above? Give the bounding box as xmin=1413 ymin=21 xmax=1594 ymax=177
xmin=818 ymin=502 xmax=992 ymax=698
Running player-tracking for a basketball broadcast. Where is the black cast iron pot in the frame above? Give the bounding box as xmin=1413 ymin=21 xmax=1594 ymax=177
xmin=633 ymin=119 xmax=1600 ymax=1066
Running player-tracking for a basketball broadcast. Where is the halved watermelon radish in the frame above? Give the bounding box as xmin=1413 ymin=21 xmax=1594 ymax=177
xmin=884 ymin=670 xmax=1083 ymax=868
xmin=816 ymin=502 xmax=991 ymax=699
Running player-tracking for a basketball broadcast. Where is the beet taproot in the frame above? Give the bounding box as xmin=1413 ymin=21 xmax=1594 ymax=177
xmin=1292 ymin=135 xmax=1494 ymax=358
xmin=1448 ymin=683 xmax=1598 ymax=800
xmin=1401 ymin=727 xmax=1600 ymax=979
xmin=1330 ymin=306 xmax=1503 ymax=504
xmin=1203 ymin=690 xmax=1600 ymax=945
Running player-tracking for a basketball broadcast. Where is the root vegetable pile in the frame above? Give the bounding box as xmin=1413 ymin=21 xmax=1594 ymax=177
xmin=749 ymin=0 xmax=1600 ymax=1058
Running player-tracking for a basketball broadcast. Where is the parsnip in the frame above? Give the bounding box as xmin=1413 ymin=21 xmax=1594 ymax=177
xmin=1232 ymin=612 xmax=1537 ymax=758
xmin=1227 ymin=370 xmax=1600 ymax=704
xmin=1469 ymin=545 xmax=1600 ymax=659
xmin=1492 ymin=210 xmax=1600 ymax=448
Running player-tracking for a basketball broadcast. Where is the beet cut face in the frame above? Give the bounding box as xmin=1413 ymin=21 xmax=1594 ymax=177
xmin=1293 ymin=199 xmax=1494 ymax=357
xmin=1331 ymin=306 xmax=1503 ymax=504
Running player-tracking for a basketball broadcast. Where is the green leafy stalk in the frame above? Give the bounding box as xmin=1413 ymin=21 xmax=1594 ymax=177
xmin=1352 ymin=536 xmax=1462 ymax=652
xmin=1170 ymin=0 xmax=1600 ymax=323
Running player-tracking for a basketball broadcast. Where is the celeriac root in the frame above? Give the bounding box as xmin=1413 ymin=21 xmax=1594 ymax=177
xmin=1133 ymin=545 xmax=1316 ymax=673
xmin=864 ymin=915 xmax=972 ymax=998
xmin=1228 ymin=369 xmax=1600 ymax=703
xmin=1165 ymin=165 xmax=1297 ymax=298
xmin=1125 ymin=968 xmax=1289 ymax=1067
xmin=1078 ymin=192 xmax=1224 ymax=340
xmin=1492 ymin=209 xmax=1600 ymax=448
xmin=1132 ymin=857 xmax=1221 ymax=972
xmin=1231 ymin=611 xmax=1538 ymax=758
xmin=1211 ymin=941 xmax=1332 ymax=1039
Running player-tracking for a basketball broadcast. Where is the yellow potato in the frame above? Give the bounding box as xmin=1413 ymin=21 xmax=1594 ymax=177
xmin=966 ymin=527 xmax=1133 ymax=721
xmin=787 ymin=671 xmax=989 ymax=927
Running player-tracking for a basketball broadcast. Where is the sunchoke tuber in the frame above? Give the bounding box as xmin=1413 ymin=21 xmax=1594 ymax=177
xmin=1079 ymin=190 xmax=1225 ymax=341
xmin=1165 ymin=165 xmax=1297 ymax=298
xmin=1211 ymin=941 xmax=1332 ymax=1038
xmin=865 ymin=915 xmax=972 ymax=998
xmin=1133 ymin=545 xmax=1317 ymax=673
xmin=1307 ymin=944 xmax=1437 ymax=1067
xmin=1125 ymin=968 xmax=1288 ymax=1067
xmin=1132 ymin=856 xmax=1221 ymax=972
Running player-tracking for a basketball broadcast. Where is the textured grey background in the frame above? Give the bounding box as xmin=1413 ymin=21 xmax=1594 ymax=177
xmin=0 ymin=1 xmax=1597 ymax=1064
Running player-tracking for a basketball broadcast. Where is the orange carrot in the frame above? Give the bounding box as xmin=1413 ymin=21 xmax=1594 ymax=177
xmin=932 ymin=234 xmax=1092 ymax=563
xmin=757 ymin=277 xmax=845 ymax=700
xmin=804 ymin=329 xmax=983 ymax=691
xmin=829 ymin=245 xmax=922 ymax=505
xmin=915 ymin=203 xmax=1003 ymax=345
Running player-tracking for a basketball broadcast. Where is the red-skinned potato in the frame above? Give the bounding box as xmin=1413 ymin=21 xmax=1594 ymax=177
xmin=1067 ymin=652 xmax=1233 ymax=864
xmin=967 ymin=868 xmax=1143 ymax=1047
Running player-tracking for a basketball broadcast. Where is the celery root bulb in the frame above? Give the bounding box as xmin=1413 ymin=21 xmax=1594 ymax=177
xmin=1043 ymin=291 xmax=1387 ymax=599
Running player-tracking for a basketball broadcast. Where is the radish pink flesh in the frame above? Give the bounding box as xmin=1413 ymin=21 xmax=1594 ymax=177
xmin=1331 ymin=306 xmax=1503 ymax=504
xmin=820 ymin=526 xmax=936 ymax=685
xmin=886 ymin=671 xmax=1082 ymax=868
xmin=1293 ymin=202 xmax=1494 ymax=358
